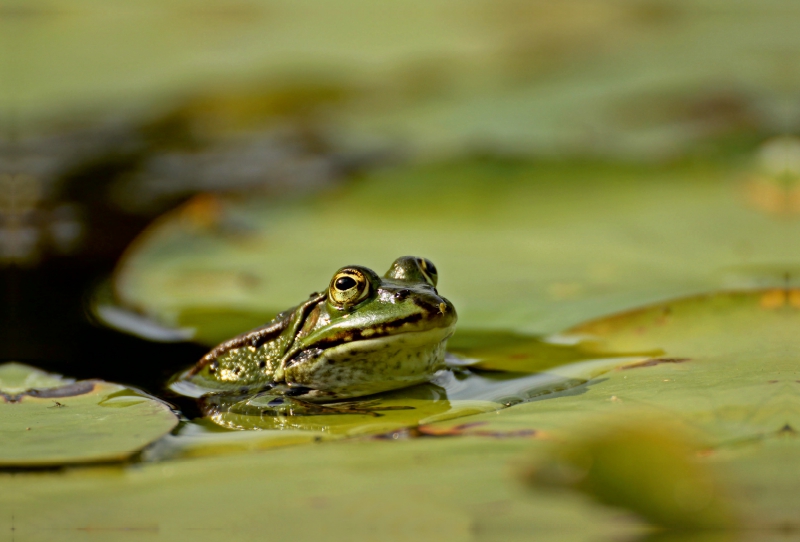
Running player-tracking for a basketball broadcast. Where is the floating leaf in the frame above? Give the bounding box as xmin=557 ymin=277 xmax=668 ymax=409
xmin=447 ymin=329 xmax=658 ymax=373
xmin=0 ymin=435 xmax=635 ymax=542
xmin=141 ymin=420 xmax=333 ymax=462
xmin=0 ymin=362 xmax=67 ymax=394
xmin=13 ymin=0 xmax=793 ymax=159
xmin=111 ymin=159 xmax=800 ymax=342
xmin=0 ymin=363 xmax=178 ymax=466
xmin=424 ymin=290 xmax=800 ymax=527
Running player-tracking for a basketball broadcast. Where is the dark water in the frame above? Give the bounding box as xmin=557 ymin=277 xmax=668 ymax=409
xmin=0 ymin=224 xmax=207 ymax=402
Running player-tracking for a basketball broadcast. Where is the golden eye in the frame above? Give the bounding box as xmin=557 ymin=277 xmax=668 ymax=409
xmin=328 ymin=268 xmax=372 ymax=307
xmin=417 ymin=258 xmax=438 ymax=287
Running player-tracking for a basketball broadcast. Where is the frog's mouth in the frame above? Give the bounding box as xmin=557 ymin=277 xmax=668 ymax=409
xmin=277 ymin=322 xmax=456 ymax=401
xmin=287 ymin=312 xmax=435 ymax=357
xmin=281 ymin=292 xmax=457 ymax=366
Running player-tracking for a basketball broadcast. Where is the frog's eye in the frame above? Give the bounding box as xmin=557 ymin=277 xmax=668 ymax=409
xmin=417 ymin=258 xmax=438 ymax=287
xmin=328 ymin=267 xmax=373 ymax=307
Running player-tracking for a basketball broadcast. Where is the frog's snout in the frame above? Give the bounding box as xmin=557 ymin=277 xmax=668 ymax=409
xmin=413 ymin=293 xmax=457 ymax=325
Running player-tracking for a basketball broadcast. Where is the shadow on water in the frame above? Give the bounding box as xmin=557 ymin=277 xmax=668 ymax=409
xmin=0 ymin=164 xmax=211 ymax=406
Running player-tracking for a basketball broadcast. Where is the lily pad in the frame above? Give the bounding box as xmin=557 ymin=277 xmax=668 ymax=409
xmin=422 ymin=289 xmax=800 ymax=527
xmin=7 ymin=291 xmax=800 ymax=536
xmin=110 ymin=158 xmax=800 ymax=344
xmin=0 ymin=363 xmax=178 ymax=466
xmin=0 ymin=436 xmax=636 ymax=542
xmin=425 ymin=289 xmax=800 ymax=439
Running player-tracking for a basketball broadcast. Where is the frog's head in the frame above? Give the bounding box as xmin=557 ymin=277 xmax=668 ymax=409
xmin=281 ymin=256 xmax=457 ymax=400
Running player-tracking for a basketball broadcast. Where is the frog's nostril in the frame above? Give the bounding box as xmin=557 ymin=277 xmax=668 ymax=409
xmin=394 ymin=289 xmax=411 ymax=300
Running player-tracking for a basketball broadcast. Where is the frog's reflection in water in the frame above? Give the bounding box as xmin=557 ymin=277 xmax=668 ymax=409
xmin=198 ymin=378 xmax=454 ymax=432
xmin=195 ymin=364 xmax=594 ymax=434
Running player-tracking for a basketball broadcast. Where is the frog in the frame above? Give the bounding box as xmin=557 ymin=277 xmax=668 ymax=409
xmin=170 ymin=256 xmax=457 ymax=418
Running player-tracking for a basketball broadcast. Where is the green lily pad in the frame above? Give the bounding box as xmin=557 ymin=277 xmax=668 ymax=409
xmin=7 ymin=290 xmax=800 ymax=536
xmin=422 ymin=289 xmax=800 ymax=527
xmin=141 ymin=419 xmax=334 ymax=461
xmin=110 ymin=158 xmax=800 ymax=343
xmin=447 ymin=329 xmax=660 ymax=373
xmin=0 ymin=363 xmax=178 ymax=466
xmin=0 ymin=362 xmax=68 ymax=393
xmin=0 ymin=436 xmax=637 ymax=542
xmin=426 ymin=290 xmax=800 ymax=439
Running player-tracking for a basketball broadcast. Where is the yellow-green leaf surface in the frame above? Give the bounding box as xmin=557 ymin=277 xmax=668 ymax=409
xmin=0 ymin=363 xmax=178 ymax=466
xmin=6 ymin=291 xmax=800 ymax=537
xmin=112 ymin=158 xmax=800 ymax=337
xmin=0 ymin=437 xmax=640 ymax=542
xmin=425 ymin=290 xmax=800 ymax=527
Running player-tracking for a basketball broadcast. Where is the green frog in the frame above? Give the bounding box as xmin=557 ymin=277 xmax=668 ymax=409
xmin=171 ymin=256 xmax=457 ymax=417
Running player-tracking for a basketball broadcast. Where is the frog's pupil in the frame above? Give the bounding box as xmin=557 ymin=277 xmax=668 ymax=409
xmin=336 ymin=276 xmax=357 ymax=290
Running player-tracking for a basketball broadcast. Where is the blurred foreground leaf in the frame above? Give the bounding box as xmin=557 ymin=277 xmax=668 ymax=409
xmin=0 ymin=437 xmax=635 ymax=542
xmin=524 ymin=421 xmax=735 ymax=530
xmin=7 ymin=1 xmax=797 ymax=158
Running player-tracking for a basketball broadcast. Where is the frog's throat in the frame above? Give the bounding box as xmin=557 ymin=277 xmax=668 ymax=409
xmin=281 ymin=325 xmax=456 ymax=401
xmin=278 ymin=313 xmax=454 ymax=372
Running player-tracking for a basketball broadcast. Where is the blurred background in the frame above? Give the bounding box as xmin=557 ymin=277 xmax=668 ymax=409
xmin=1 ymin=0 xmax=799 ymax=390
